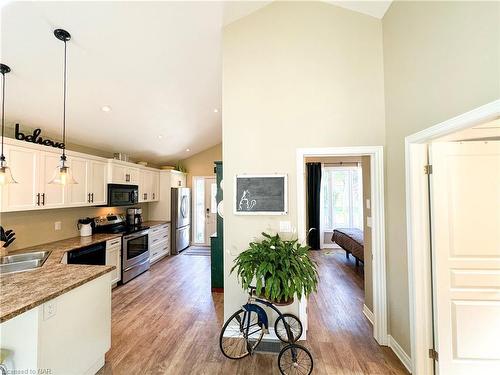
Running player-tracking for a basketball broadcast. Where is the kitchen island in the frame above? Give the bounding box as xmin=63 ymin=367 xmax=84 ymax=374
xmin=0 ymin=233 xmax=120 ymax=375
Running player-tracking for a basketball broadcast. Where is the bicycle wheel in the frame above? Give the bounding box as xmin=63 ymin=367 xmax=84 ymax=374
xmin=219 ymin=308 xmax=265 ymax=359
xmin=278 ymin=344 xmax=313 ymax=375
xmin=274 ymin=313 xmax=303 ymax=343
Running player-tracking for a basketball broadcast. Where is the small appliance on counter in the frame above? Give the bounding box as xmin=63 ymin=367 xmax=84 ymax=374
xmin=93 ymin=213 xmax=150 ymax=284
xmin=77 ymin=217 xmax=93 ymax=237
xmin=127 ymin=207 xmax=143 ymax=226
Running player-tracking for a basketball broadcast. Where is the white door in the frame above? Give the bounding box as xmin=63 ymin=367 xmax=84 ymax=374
xmin=0 ymin=144 xmax=39 ymax=211
xmin=89 ymin=160 xmax=107 ymax=205
xmin=193 ymin=177 xmax=216 ymax=245
xmin=204 ymin=177 xmax=217 ymax=242
xmin=67 ymin=157 xmax=89 ymax=206
xmin=429 ymin=141 xmax=500 ymax=375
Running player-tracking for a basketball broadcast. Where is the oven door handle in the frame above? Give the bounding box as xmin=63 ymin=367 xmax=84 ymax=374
xmin=123 ymin=258 xmax=149 ymax=273
xmin=123 ymin=229 xmax=149 ymax=240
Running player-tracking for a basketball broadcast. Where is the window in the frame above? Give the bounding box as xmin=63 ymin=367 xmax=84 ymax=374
xmin=321 ymin=166 xmax=363 ymax=235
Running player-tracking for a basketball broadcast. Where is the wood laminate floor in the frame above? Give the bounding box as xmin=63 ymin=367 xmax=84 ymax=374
xmin=98 ymin=249 xmax=408 ymax=374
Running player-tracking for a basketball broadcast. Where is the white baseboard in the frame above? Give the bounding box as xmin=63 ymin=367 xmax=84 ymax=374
xmin=363 ymin=304 xmax=374 ymax=325
xmin=388 ymin=335 xmax=412 ymax=374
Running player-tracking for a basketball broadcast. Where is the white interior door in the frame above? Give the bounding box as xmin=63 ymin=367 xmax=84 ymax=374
xmin=429 ymin=141 xmax=500 ymax=375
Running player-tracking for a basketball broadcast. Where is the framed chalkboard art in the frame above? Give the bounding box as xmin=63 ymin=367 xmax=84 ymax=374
xmin=234 ymin=174 xmax=288 ymax=215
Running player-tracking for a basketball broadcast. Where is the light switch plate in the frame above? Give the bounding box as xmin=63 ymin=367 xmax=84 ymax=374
xmin=54 ymin=221 xmax=62 ymax=231
xmin=43 ymin=301 xmax=57 ymax=320
xmin=279 ymin=221 xmax=292 ymax=233
xmin=366 ymin=199 xmax=371 ymax=210
xmin=367 ymin=217 xmax=372 ymax=228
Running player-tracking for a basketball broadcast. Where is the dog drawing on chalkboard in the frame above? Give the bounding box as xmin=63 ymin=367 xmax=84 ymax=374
xmin=239 ymin=190 xmax=257 ymax=211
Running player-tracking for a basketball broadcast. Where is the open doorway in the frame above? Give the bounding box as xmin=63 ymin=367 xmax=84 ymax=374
xmin=296 ymin=146 xmax=387 ymax=345
xmin=304 ymin=154 xmax=374 ymax=327
xmin=192 ymin=176 xmax=217 ymax=246
xmin=406 ymin=101 xmax=500 ymax=375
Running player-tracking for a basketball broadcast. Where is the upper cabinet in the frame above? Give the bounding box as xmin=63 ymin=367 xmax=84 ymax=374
xmin=0 ymin=139 xmax=108 ymax=212
xmin=170 ymin=171 xmax=187 ymax=188
xmin=139 ymin=169 xmax=160 ymax=203
xmin=108 ymin=161 xmax=140 ymax=185
xmin=0 ymin=143 xmax=40 ymax=211
xmin=0 ymin=138 xmax=161 ymax=212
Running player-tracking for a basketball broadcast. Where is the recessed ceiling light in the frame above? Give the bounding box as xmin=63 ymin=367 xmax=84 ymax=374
xmin=213 ymin=108 xmax=219 ymax=113
xmin=101 ymin=105 xmax=111 ymax=112
xmin=158 ymin=135 xmax=163 ymax=139
xmin=186 ymin=148 xmax=191 ymax=152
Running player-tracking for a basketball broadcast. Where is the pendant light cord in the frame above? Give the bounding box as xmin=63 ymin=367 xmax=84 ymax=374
xmin=1 ymin=71 xmax=5 ymax=161
xmin=62 ymin=40 xmax=67 ymax=159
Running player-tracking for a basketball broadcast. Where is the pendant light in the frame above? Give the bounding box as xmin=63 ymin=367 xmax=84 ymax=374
xmin=49 ymin=29 xmax=77 ymax=185
xmin=0 ymin=63 xmax=17 ymax=185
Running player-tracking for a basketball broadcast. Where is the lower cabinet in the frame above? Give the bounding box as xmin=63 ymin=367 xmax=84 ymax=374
xmin=0 ymin=273 xmax=111 ymax=374
xmin=149 ymin=223 xmax=170 ymax=264
xmin=106 ymin=238 xmax=122 ymax=286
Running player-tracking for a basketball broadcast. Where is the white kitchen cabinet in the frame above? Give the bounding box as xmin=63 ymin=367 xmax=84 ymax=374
xmin=151 ymin=171 xmax=159 ymax=201
xmin=106 ymin=237 xmax=122 ymax=286
xmin=149 ymin=223 xmax=170 ymax=264
xmin=0 ymin=143 xmax=39 ymax=211
xmin=0 ymin=273 xmax=111 ymax=375
xmin=67 ymin=156 xmax=89 ymax=206
xmin=38 ymin=152 xmax=65 ymax=209
xmin=0 ymin=145 xmax=66 ymax=211
xmin=108 ymin=160 xmax=140 ymax=185
xmin=0 ymin=140 xmax=109 ymax=212
xmin=89 ymin=160 xmax=107 ymax=205
xmin=170 ymin=170 xmax=186 ymax=188
xmin=64 ymin=157 xmax=107 ymax=207
xmin=139 ymin=169 xmax=160 ymax=202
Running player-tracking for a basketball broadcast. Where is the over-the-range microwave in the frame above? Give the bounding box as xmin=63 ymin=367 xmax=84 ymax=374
xmin=107 ymin=184 xmax=139 ymax=206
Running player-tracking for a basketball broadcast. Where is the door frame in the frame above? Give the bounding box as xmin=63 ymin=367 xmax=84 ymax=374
xmin=296 ymin=145 xmax=387 ymax=345
xmin=191 ymin=175 xmax=216 ymax=246
xmin=405 ymin=99 xmax=500 ymax=375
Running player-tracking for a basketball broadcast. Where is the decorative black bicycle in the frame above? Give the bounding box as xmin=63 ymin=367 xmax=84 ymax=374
xmin=219 ymin=286 xmax=313 ymax=375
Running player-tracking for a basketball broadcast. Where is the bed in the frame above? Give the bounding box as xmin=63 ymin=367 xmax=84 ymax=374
xmin=331 ymin=228 xmax=364 ymax=266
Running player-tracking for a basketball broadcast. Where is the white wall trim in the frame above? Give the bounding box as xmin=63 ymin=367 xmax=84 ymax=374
xmin=363 ymin=304 xmax=374 ymax=325
xmin=296 ymin=145 xmax=387 ymax=345
xmin=405 ymin=99 xmax=500 ymax=375
xmin=389 ymin=335 xmax=413 ymax=374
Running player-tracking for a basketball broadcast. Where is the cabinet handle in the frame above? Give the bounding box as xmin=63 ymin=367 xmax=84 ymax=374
xmin=36 ymin=193 xmax=40 ymax=206
xmin=41 ymin=193 xmax=45 ymax=206
xmin=145 ymin=193 xmax=148 ymax=200
xmin=125 ymin=174 xmax=130 ymax=182
xmin=91 ymin=193 xmax=94 ymax=203
xmin=153 ymin=193 xmax=155 ymax=200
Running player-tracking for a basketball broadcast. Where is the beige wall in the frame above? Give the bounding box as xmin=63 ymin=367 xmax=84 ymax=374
xmin=361 ymin=155 xmax=373 ymax=311
xmin=223 ymin=1 xmax=385 ymax=319
xmin=382 ymin=0 xmax=500 ymax=353
xmin=0 ymin=204 xmax=149 ymax=251
xmin=180 ymin=143 xmax=222 ymax=188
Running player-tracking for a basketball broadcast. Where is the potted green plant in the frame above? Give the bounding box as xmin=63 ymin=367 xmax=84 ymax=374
xmin=231 ymin=232 xmax=319 ymax=305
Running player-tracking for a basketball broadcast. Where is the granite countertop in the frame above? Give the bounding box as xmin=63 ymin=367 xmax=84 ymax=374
xmin=0 ymin=233 xmax=121 ymax=323
xmin=142 ymin=220 xmax=170 ymax=227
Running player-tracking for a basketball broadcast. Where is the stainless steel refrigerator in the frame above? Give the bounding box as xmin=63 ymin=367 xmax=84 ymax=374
xmin=171 ymin=187 xmax=191 ymax=254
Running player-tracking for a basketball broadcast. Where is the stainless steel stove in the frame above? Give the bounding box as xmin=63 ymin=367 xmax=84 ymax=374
xmin=93 ymin=214 xmax=150 ymax=284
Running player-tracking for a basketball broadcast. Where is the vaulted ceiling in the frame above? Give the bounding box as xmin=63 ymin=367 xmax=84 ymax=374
xmin=0 ymin=1 xmax=391 ymax=163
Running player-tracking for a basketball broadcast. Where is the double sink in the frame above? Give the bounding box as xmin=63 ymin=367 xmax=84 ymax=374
xmin=0 ymin=251 xmax=51 ymax=275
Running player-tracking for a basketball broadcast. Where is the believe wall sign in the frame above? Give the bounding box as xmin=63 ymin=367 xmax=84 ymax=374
xmin=15 ymin=123 xmax=65 ymax=149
